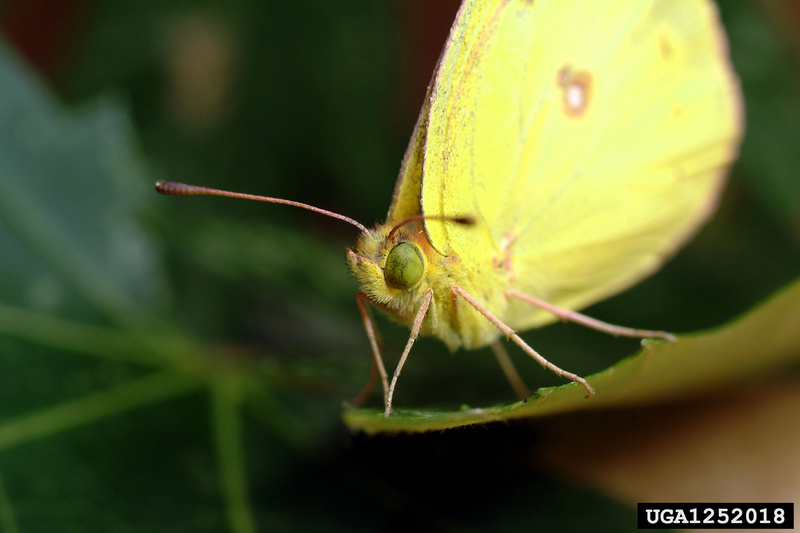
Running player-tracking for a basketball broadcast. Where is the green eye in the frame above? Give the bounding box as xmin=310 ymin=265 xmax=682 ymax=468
xmin=384 ymin=242 xmax=424 ymax=289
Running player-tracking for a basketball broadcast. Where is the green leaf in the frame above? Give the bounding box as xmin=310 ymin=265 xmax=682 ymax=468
xmin=343 ymin=276 xmax=800 ymax=433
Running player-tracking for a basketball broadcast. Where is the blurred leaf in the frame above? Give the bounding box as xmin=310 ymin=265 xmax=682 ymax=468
xmin=344 ymin=276 xmax=800 ymax=433
xmin=0 ymin=39 xmax=165 ymax=329
xmin=536 ymin=378 xmax=800 ymax=507
xmin=0 ymin=34 xmax=377 ymax=532
xmin=0 ymin=38 xmax=259 ymax=532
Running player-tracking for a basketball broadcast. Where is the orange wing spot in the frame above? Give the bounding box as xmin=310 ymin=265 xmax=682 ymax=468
xmin=557 ymin=66 xmax=592 ymax=118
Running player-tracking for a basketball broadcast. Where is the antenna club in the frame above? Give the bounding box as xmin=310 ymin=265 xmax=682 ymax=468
xmin=155 ymin=180 xmax=199 ymax=195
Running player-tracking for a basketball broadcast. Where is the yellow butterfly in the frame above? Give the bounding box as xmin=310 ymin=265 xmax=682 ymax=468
xmin=158 ymin=0 xmax=743 ymax=417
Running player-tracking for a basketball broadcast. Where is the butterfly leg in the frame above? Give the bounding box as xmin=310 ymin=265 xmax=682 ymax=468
xmin=507 ymin=290 xmax=677 ymax=342
xmin=452 ymin=285 xmax=595 ymax=397
xmin=383 ymin=288 xmax=434 ymax=417
xmin=489 ymin=341 xmax=532 ymax=399
xmin=355 ymin=292 xmax=390 ymax=409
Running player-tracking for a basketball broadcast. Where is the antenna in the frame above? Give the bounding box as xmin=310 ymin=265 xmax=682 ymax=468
xmin=155 ymin=180 xmax=369 ymax=235
xmin=387 ymin=213 xmax=475 ymax=242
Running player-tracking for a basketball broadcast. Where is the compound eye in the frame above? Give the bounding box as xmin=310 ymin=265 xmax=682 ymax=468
xmin=384 ymin=242 xmax=424 ymax=289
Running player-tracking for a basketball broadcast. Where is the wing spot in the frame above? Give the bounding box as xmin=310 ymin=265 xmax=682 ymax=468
xmin=558 ymin=66 xmax=592 ymax=118
xmin=659 ymin=34 xmax=674 ymax=59
xmin=671 ymin=103 xmax=685 ymax=121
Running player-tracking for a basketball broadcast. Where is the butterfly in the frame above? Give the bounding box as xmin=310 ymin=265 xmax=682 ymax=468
xmin=158 ymin=0 xmax=743 ymax=417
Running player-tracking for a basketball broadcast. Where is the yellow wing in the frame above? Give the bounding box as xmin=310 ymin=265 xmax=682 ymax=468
xmin=385 ymin=85 xmax=431 ymax=226
xmin=421 ymin=0 xmax=743 ymax=332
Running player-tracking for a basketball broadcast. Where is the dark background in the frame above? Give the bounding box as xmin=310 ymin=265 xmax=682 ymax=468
xmin=0 ymin=0 xmax=798 ymax=531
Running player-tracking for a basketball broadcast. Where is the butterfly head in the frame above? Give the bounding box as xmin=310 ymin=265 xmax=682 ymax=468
xmin=346 ymin=218 xmax=430 ymax=313
xmin=346 ymin=214 xmax=474 ymax=316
